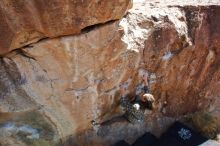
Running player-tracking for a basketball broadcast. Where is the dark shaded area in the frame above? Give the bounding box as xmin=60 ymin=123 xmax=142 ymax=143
xmin=159 ymin=122 xmax=207 ymax=146
xmin=114 ymin=122 xmax=209 ymax=146
xmin=114 ymin=140 xmax=130 ymax=146
xmin=182 ymin=6 xmax=200 ymax=45
xmin=81 ymin=20 xmax=118 ymax=33
xmin=132 ymin=132 xmax=157 ymax=146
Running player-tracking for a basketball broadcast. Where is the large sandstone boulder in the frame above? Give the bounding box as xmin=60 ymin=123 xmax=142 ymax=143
xmin=0 ymin=1 xmax=220 ymax=146
xmin=0 ymin=21 xmax=140 ymax=145
xmin=142 ymin=6 xmax=220 ymax=117
xmin=0 ymin=0 xmax=131 ymax=55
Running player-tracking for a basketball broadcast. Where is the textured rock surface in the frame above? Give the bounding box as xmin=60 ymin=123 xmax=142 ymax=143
xmin=1 ymin=0 xmax=220 ymax=146
xmin=0 ymin=0 xmax=131 ymax=55
xmin=0 ymin=21 xmax=140 ymax=145
xmin=141 ymin=5 xmax=220 ymax=117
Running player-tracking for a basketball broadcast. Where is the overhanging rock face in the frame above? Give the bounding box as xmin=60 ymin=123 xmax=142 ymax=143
xmin=0 ymin=0 xmax=131 ymax=55
xmin=0 ymin=1 xmax=220 ymax=146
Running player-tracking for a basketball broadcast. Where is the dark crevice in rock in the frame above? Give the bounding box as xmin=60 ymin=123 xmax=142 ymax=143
xmin=81 ymin=19 xmax=118 ymax=33
xmin=182 ymin=7 xmax=203 ymax=45
xmin=1 ymin=19 xmax=120 ymax=58
xmin=15 ymin=49 xmax=36 ymax=61
xmin=0 ymin=37 xmax=47 ymax=58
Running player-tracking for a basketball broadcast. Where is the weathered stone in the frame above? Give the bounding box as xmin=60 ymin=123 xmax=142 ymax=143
xmin=1 ymin=1 xmax=220 ymax=146
xmin=0 ymin=21 xmax=141 ymax=145
xmin=142 ymin=6 xmax=220 ymax=117
xmin=0 ymin=0 xmax=131 ymax=55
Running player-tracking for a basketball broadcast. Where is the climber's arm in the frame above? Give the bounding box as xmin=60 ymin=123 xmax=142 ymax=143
xmin=143 ymin=73 xmax=150 ymax=93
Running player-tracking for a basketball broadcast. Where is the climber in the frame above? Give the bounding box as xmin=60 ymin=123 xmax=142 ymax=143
xmin=119 ymin=73 xmax=155 ymax=124
xmin=132 ymin=72 xmax=155 ymax=110
xmin=120 ymin=83 xmax=145 ymax=124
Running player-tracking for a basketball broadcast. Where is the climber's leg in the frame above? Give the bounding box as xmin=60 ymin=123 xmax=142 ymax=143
xmin=143 ymin=85 xmax=150 ymax=94
xmin=124 ymin=106 xmax=144 ymax=124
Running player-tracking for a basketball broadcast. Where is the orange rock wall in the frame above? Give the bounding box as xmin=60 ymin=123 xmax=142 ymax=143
xmin=0 ymin=0 xmax=131 ymax=54
xmin=0 ymin=1 xmax=220 ymax=146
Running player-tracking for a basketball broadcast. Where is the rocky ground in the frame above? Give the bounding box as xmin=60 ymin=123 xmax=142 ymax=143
xmin=0 ymin=0 xmax=220 ymax=146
